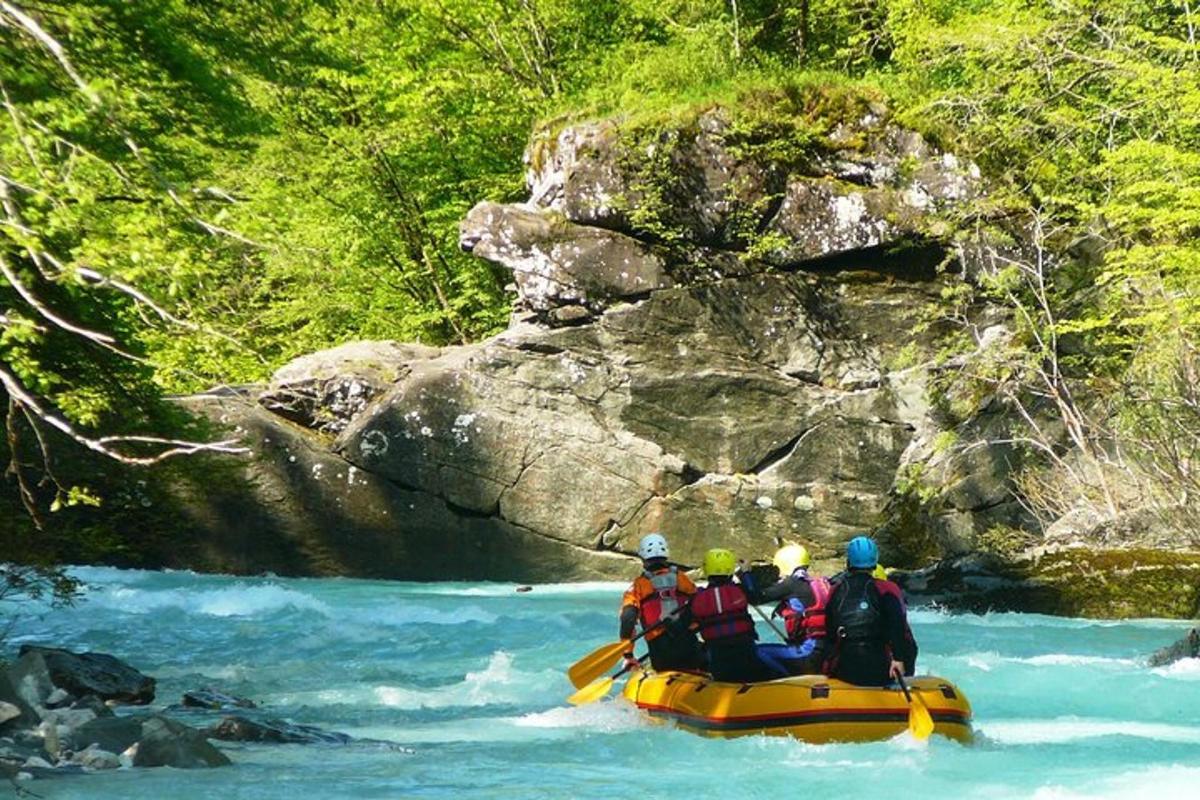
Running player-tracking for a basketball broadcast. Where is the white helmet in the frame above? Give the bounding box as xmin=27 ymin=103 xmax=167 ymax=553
xmin=637 ymin=533 xmax=669 ymax=560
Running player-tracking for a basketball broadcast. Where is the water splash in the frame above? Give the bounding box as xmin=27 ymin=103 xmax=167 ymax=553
xmin=83 ymin=582 xmax=332 ymax=618
xmin=1030 ymin=765 xmax=1200 ymax=800
xmin=980 ymin=717 xmax=1200 ymax=745
xmin=1150 ymin=657 xmax=1200 ymax=680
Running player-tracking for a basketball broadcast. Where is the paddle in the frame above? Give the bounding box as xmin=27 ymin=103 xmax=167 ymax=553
xmin=895 ymin=672 xmax=935 ymax=740
xmin=749 ymin=601 xmax=789 ymax=642
xmin=737 ymin=564 xmax=791 ymax=643
xmin=567 ymin=606 xmax=687 ymax=689
xmin=567 ymin=654 xmax=649 ymax=706
xmin=567 ymin=640 xmax=634 ymax=690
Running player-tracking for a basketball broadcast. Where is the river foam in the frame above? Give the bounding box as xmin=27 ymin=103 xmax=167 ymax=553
xmin=265 ymin=651 xmax=556 ymax=710
xmin=82 ymin=582 xmax=332 ymax=618
xmin=944 ymin=651 xmax=1140 ymax=672
xmin=1150 ymin=657 xmax=1200 ymax=679
xmin=980 ymin=717 xmax=1200 ymax=745
xmin=1031 ymin=764 xmax=1200 ymax=799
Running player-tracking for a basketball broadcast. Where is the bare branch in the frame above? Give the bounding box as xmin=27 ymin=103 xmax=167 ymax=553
xmin=0 ymin=81 xmax=49 ymax=182
xmin=5 ymin=397 xmax=45 ymax=528
xmin=1185 ymin=1 xmax=1199 ymax=61
xmin=0 ymin=252 xmax=118 ymax=345
xmin=0 ymin=1 xmax=100 ymax=105
xmin=1 ymin=1 xmax=263 ymax=247
xmin=0 ymin=363 xmax=249 ymax=465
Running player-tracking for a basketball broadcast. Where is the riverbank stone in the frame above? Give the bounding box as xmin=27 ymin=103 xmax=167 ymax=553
xmin=206 ymin=714 xmax=353 ymax=745
xmin=181 ymin=688 xmax=256 ymax=710
xmin=131 ymin=716 xmax=230 ymax=768
xmin=1147 ymin=627 xmax=1200 ymax=668
xmin=69 ymin=743 xmax=121 ymax=770
xmin=15 ymin=646 xmax=155 ymax=705
xmin=67 ymin=714 xmax=230 ymax=769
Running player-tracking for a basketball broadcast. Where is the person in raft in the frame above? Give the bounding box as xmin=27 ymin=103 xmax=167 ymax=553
xmin=823 ymin=536 xmax=917 ymax=686
xmin=619 ymin=532 xmax=705 ymax=673
xmin=740 ymin=543 xmax=832 ymax=677
xmin=873 ymin=564 xmax=918 ymax=676
xmin=675 ymin=548 xmax=777 ymax=683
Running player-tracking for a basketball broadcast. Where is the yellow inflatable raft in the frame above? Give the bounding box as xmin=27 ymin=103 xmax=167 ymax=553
xmin=622 ymin=670 xmax=973 ymax=744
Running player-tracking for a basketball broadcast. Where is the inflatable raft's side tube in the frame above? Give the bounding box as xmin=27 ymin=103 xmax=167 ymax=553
xmin=622 ymin=672 xmax=973 ymax=744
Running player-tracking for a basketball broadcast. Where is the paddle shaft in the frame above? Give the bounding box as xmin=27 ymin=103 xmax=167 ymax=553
xmin=566 ymin=654 xmax=650 ymax=706
xmin=617 ymin=652 xmax=651 ymax=677
xmin=625 ymin=594 xmax=702 ymax=652
xmin=568 ymin=599 xmax=693 ymax=689
xmin=895 ymin=672 xmax=913 ymax=702
xmin=749 ymin=601 xmax=790 ymax=643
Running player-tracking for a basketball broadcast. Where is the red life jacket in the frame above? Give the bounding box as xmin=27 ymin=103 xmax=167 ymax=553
xmin=639 ymin=567 xmax=681 ymax=630
xmin=691 ymin=583 xmax=755 ymax=643
xmin=777 ymin=575 xmax=831 ymax=642
xmin=801 ymin=576 xmax=831 ymax=640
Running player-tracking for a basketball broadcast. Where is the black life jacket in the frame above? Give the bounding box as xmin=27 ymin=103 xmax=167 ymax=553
xmin=833 ymin=572 xmax=883 ymax=645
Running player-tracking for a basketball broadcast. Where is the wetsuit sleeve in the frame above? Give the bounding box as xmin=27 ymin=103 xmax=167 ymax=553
xmin=794 ymin=579 xmax=816 ymax=608
xmin=675 ymin=602 xmax=695 ymax=633
xmin=823 ymin=583 xmax=841 ymax=640
xmin=879 ymin=592 xmax=908 ymax=662
xmin=744 ymin=573 xmax=801 ymax=604
xmin=619 ymin=579 xmax=643 ymax=642
xmin=619 ymin=605 xmax=639 ymax=644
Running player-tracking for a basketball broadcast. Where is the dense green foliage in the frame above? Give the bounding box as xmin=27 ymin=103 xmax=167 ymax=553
xmin=3 ymin=0 xmax=1200 ymax=578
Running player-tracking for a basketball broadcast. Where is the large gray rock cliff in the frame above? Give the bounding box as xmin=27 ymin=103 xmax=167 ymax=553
xmin=171 ymin=103 xmax=1038 ymax=584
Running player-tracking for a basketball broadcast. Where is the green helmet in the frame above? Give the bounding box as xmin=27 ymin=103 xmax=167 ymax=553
xmin=703 ymin=548 xmax=737 ymax=577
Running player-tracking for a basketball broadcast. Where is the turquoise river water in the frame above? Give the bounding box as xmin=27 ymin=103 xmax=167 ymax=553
xmin=5 ymin=566 xmax=1200 ymax=799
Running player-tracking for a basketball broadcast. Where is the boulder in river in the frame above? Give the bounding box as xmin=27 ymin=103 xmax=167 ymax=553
xmin=14 ymin=646 xmax=155 ymax=705
xmin=68 ymin=743 xmax=121 ymax=770
xmin=206 ymin=714 xmax=353 ymax=745
xmin=0 ymin=701 xmax=20 ymax=726
xmin=1147 ymin=627 xmax=1200 ymax=668
xmin=64 ymin=715 xmax=143 ymax=754
xmin=131 ymin=716 xmax=230 ymax=768
xmin=67 ymin=714 xmax=230 ymax=768
xmin=181 ymin=687 xmax=257 ymax=710
xmin=0 ymin=734 xmax=50 ymax=773
xmin=0 ymin=673 xmax=40 ymax=731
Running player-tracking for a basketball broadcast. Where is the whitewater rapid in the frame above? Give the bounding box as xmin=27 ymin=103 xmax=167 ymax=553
xmin=4 ymin=567 xmax=1198 ymax=799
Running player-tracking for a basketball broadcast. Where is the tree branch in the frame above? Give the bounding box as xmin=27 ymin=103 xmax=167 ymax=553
xmin=0 ymin=363 xmax=249 ymax=465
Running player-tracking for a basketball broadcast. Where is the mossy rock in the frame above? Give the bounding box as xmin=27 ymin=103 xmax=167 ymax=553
xmin=902 ymin=547 xmax=1200 ymax=619
xmin=875 ymin=492 xmax=946 ymax=567
xmin=1015 ymin=548 xmax=1200 ymax=618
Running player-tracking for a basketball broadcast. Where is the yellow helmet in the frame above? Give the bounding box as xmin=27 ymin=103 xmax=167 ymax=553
xmin=772 ymin=544 xmax=811 ymax=575
xmin=703 ymin=548 xmax=737 ymax=577
xmin=872 ymin=564 xmax=889 ymax=580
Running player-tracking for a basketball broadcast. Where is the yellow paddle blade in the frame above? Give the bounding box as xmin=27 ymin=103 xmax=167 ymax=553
xmin=567 ymin=640 xmax=627 ymax=689
xmin=908 ymin=691 xmax=935 ymax=741
xmin=567 ymin=677 xmax=615 ymax=706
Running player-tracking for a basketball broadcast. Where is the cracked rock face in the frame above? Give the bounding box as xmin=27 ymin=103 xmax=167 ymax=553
xmin=168 ymin=104 xmax=1030 ymax=582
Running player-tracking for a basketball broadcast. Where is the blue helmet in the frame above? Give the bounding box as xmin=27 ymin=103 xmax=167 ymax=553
xmin=846 ymin=536 xmax=879 ymax=569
